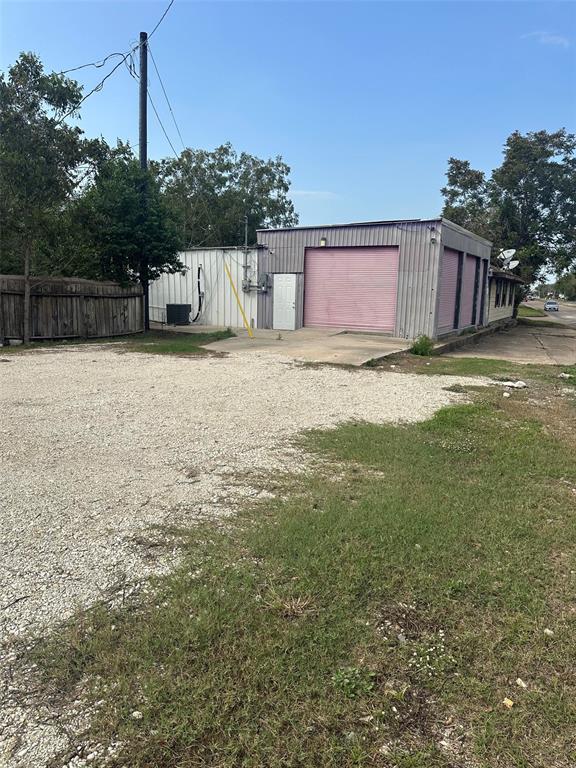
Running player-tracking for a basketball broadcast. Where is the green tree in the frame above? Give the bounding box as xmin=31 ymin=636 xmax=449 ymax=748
xmin=152 ymin=143 xmax=299 ymax=249
xmin=441 ymin=130 xmax=576 ymax=287
xmin=555 ymin=272 xmax=576 ymax=300
xmin=441 ymin=158 xmax=491 ymax=240
xmin=79 ymin=154 xmax=183 ymax=327
xmin=0 ymin=53 xmax=102 ymax=340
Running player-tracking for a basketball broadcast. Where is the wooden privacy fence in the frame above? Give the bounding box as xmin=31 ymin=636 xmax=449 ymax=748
xmin=0 ymin=275 xmax=144 ymax=341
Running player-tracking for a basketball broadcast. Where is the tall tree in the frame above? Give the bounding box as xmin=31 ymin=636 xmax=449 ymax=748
xmin=0 ymin=53 xmax=101 ymax=340
xmin=152 ymin=143 xmax=299 ymax=249
xmin=79 ymin=154 xmax=183 ymax=326
xmin=441 ymin=130 xmax=576 ymax=286
xmin=441 ymin=158 xmax=490 ymax=240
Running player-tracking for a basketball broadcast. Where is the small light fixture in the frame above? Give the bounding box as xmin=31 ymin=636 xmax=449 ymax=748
xmin=320 ymin=236 xmax=327 ymax=247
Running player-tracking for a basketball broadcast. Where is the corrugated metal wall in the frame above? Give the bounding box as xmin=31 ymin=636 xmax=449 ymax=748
xmin=149 ymin=248 xmax=259 ymax=329
xmin=433 ymin=222 xmax=492 ymax=336
xmin=257 ymin=220 xmax=443 ymax=338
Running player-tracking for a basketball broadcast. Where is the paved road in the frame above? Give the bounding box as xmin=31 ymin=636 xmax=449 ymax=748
xmin=557 ymin=300 xmax=576 ymax=326
xmin=526 ymin=299 xmax=576 ymax=328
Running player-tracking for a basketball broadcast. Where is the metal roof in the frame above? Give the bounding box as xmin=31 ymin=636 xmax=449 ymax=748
xmin=257 ymin=218 xmax=440 ymax=233
xmin=257 ymin=217 xmax=492 ymax=247
xmin=490 ymin=267 xmax=525 ymax=284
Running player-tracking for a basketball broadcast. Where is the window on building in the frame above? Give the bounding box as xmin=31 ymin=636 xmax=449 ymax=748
xmin=495 ymin=280 xmax=501 ymax=307
xmin=508 ymin=283 xmax=514 ymax=305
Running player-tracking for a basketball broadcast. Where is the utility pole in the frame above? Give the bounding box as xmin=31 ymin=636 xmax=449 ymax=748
xmin=139 ymin=32 xmax=148 ymax=171
xmin=139 ymin=31 xmax=150 ymax=330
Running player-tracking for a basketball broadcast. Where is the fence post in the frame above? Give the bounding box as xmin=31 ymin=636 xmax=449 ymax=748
xmin=23 ymin=245 xmax=31 ymax=343
xmin=0 ymin=280 xmax=4 ymax=346
xmin=81 ymin=293 xmax=88 ymax=339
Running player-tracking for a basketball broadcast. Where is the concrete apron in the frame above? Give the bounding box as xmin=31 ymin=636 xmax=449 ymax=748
xmin=198 ymin=326 xmax=410 ymax=366
xmin=446 ymin=323 xmax=576 ymax=366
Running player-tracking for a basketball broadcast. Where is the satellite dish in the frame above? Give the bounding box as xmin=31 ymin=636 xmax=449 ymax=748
xmin=500 ymin=248 xmax=516 ymax=261
xmin=508 ymin=259 xmax=520 ymax=270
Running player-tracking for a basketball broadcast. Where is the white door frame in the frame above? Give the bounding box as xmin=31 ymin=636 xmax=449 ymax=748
xmin=272 ymin=273 xmax=297 ymax=330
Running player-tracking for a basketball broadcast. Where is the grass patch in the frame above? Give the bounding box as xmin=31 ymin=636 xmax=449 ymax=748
xmin=1 ymin=329 xmax=234 ymax=357
xmin=517 ymin=304 xmax=547 ymax=318
xmin=126 ymin=329 xmax=234 ymax=355
xmin=384 ymin=352 xmax=576 ymax=384
xmin=34 ymin=384 xmax=576 ymax=767
xmin=517 ymin=317 xmax=569 ymax=329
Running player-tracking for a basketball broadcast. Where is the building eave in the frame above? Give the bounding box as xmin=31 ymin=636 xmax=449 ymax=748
xmin=257 ymin=218 xmax=440 ymax=234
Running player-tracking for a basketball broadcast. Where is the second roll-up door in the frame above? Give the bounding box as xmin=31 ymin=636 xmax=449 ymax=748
xmin=437 ymin=248 xmax=460 ymax=334
xmin=304 ymin=247 xmax=399 ymax=332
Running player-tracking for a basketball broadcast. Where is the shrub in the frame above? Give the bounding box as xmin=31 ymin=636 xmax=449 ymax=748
xmin=410 ymin=335 xmax=434 ymax=356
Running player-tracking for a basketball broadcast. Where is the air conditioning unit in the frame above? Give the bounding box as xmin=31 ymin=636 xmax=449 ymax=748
xmin=166 ymin=304 xmax=191 ymax=325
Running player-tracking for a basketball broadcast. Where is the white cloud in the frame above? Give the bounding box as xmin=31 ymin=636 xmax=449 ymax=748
xmin=290 ymin=190 xmax=339 ymax=199
xmin=522 ymin=31 xmax=571 ymax=49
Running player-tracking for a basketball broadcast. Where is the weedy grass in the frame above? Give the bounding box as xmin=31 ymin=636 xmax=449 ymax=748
xmin=384 ymin=352 xmax=576 ymax=385
xmin=1 ymin=329 xmax=234 ymax=357
xmin=409 ymin=335 xmax=435 ymax=356
xmin=517 ymin=304 xmax=547 ymax=318
xmin=124 ymin=329 xmax=234 ymax=355
xmin=517 ymin=318 xmax=569 ymax=330
xmin=35 ymin=385 xmax=576 ymax=767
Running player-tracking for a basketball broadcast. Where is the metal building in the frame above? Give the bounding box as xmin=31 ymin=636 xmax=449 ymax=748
xmin=149 ymin=247 xmax=261 ymax=329
xmin=149 ymin=219 xmax=493 ymax=340
xmin=256 ymin=218 xmax=492 ymax=339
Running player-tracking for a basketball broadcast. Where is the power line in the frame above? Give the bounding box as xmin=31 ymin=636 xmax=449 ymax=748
xmin=147 ymin=89 xmax=178 ymax=156
xmin=149 ymin=0 xmax=175 ymax=39
xmin=58 ymin=49 xmax=138 ymax=122
xmin=59 ymin=51 xmax=131 ymax=76
xmin=147 ymin=43 xmax=185 ymax=150
xmin=56 ymin=0 xmax=176 ymax=117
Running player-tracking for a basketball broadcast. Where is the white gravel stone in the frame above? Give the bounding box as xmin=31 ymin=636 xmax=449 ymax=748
xmin=0 ymin=345 xmax=486 ymax=766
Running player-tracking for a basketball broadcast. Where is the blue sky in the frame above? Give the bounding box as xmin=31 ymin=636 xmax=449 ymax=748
xmin=2 ymin=1 xmax=575 ymax=225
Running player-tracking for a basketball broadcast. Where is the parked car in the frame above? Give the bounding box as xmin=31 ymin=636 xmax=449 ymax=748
xmin=544 ymin=300 xmax=559 ymax=311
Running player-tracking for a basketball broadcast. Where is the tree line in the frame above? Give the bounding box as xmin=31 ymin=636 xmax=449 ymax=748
xmin=441 ymin=129 xmax=576 ymax=290
xmin=537 ymin=273 xmax=576 ymax=301
xmin=0 ymin=53 xmax=299 ymax=292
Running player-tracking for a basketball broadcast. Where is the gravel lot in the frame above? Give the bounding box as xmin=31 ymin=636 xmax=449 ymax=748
xmin=0 ymin=345 xmax=483 ymax=766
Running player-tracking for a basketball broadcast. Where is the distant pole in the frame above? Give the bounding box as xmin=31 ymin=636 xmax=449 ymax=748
xmin=139 ymin=32 xmax=149 ymax=330
xmin=244 ymin=213 xmax=248 ymax=249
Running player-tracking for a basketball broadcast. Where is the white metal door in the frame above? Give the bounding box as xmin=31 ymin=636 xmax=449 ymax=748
xmin=273 ymin=274 xmax=297 ymax=330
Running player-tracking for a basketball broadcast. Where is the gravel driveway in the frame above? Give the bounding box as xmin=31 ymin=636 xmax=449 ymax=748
xmin=1 ymin=345 xmax=482 ymax=766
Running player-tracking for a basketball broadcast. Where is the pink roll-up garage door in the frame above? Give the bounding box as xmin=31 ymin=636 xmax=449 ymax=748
xmin=437 ymin=248 xmax=460 ymax=333
xmin=304 ymin=247 xmax=399 ymax=332
xmin=460 ymin=255 xmax=478 ymax=327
